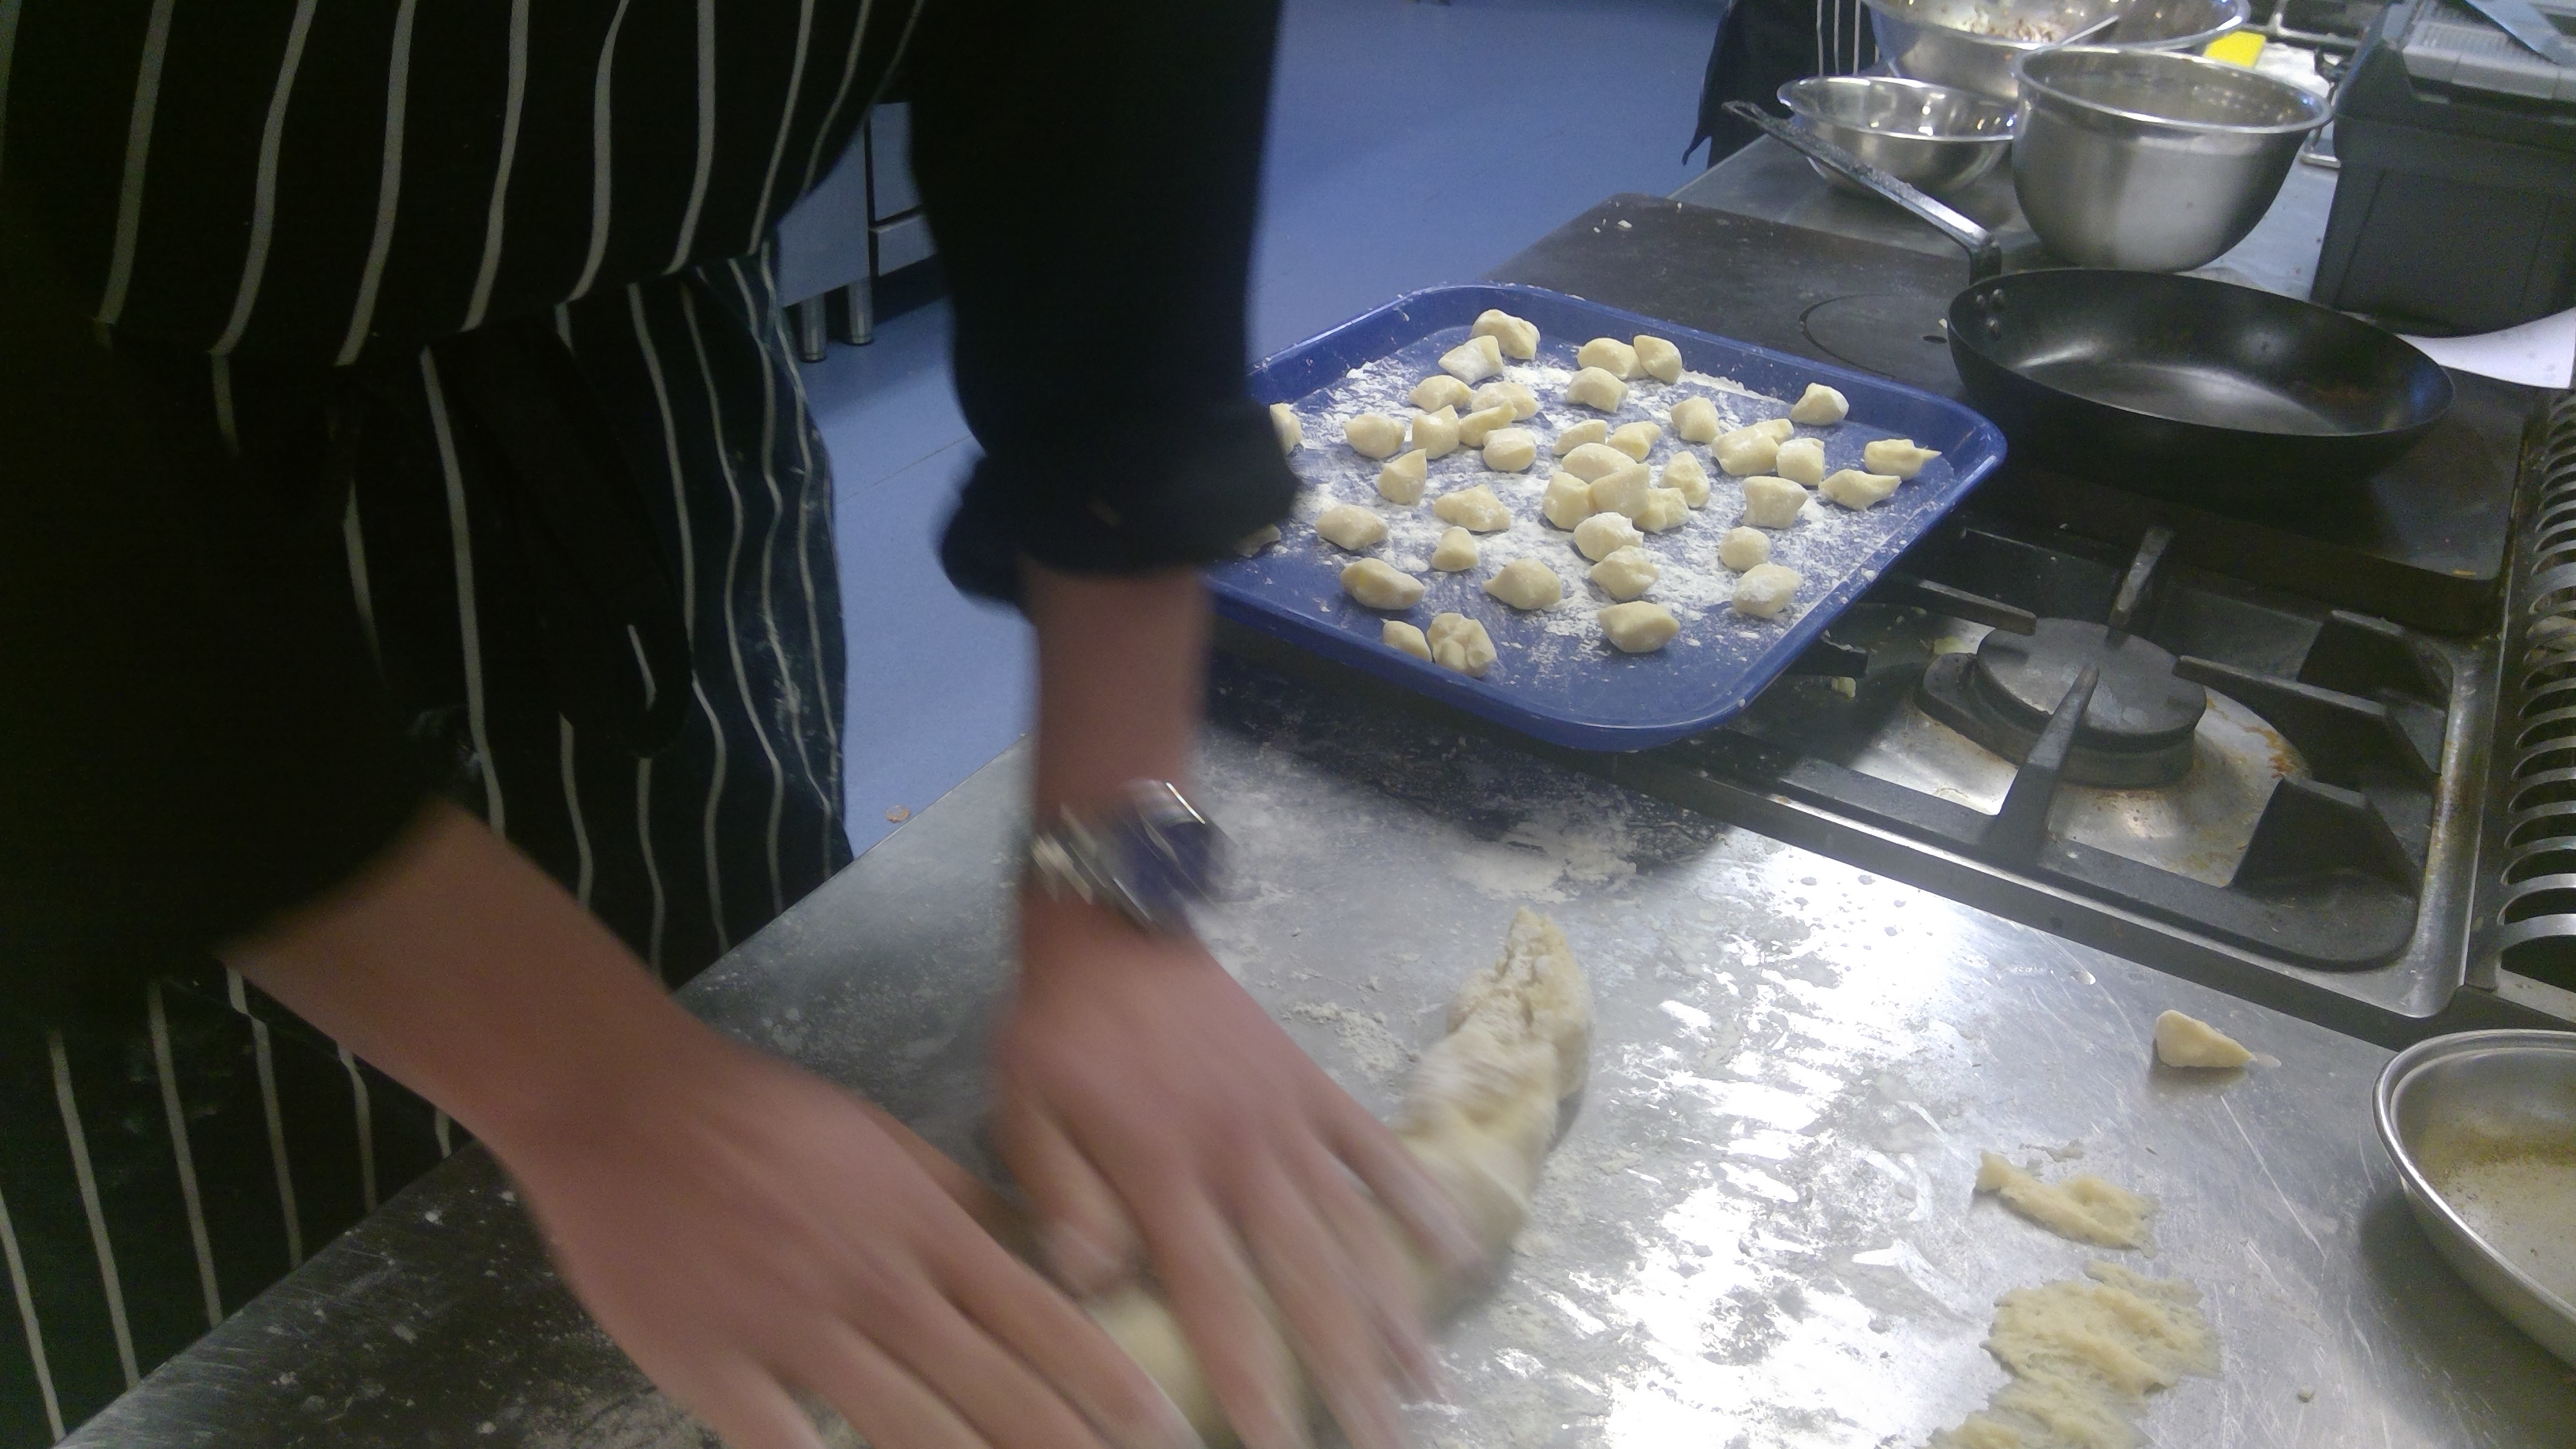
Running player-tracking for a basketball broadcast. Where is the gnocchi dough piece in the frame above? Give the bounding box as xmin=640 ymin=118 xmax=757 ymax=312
xmin=1661 ymin=452 xmax=1710 ymax=507
xmin=1750 ymin=417 xmax=1795 ymax=444
xmin=1455 ymin=404 xmax=1518 ymax=448
xmin=1632 ymin=334 xmax=1683 ymax=384
xmin=1565 ymin=366 xmax=1628 ymax=413
xmin=1432 ymin=485 xmax=1513 ymax=532
xmin=1383 ymin=620 xmax=1433 ymax=661
xmin=1788 ymin=382 xmax=1849 ymax=425
xmin=1634 ymin=488 xmax=1690 ymax=534
xmin=1439 ymin=334 xmax=1505 ymax=384
xmin=1237 ymin=523 xmax=1281 ymax=556
xmin=1576 ymin=337 xmax=1639 ymax=378
xmin=1427 ymin=613 xmax=1496 ymax=678
xmin=1588 ymin=546 xmax=1658 ymax=602
xmin=1819 ymin=468 xmax=1900 ymax=510
xmin=2153 ymin=1010 xmax=2252 ymax=1069
xmin=1314 ymin=504 xmax=1390 ymax=551
xmin=1345 ymin=413 xmax=1407 ymax=460
xmin=1341 ymin=558 xmax=1425 ymax=610
xmin=1586 ymin=462 xmax=1653 ymax=519
xmin=1411 ymin=406 xmax=1462 ymax=460
xmin=1552 ymin=419 xmax=1609 ymax=455
xmin=1484 ymin=557 xmax=1564 ymax=611
xmin=1607 ymin=421 xmax=1662 ymax=462
xmin=1473 ymin=380 xmax=1540 ymax=421
xmin=1599 ymin=601 xmax=1680 ymax=653
xmin=1410 ymin=375 xmax=1473 ymax=412
xmin=1668 ymin=395 xmax=1722 ymax=444
xmin=1573 ymin=511 xmax=1645 ymax=563
xmin=1429 ymin=526 xmax=1480 ymax=572
xmin=1732 ymin=563 xmax=1801 ymax=618
xmin=1540 ymin=472 xmax=1596 ymax=530
xmin=1480 ymin=428 xmax=1538 ymax=473
xmin=1269 ymin=402 xmax=1302 ymax=454
xmin=1773 ymin=437 xmax=1825 ymax=486
xmin=1712 ymin=425 xmax=1780 ymax=477
xmin=1863 ymin=437 xmax=1941 ymax=479
xmin=1974 ymin=1152 xmax=2154 ymax=1249
xmin=1376 ymin=448 xmax=1428 ymax=504
xmin=1739 ymin=476 xmax=1807 ymax=529
xmin=1716 ymin=526 xmax=1770 ymax=571
xmin=1559 ymin=442 xmax=1633 ymax=482
xmin=1470 ymin=308 xmax=1541 ymax=361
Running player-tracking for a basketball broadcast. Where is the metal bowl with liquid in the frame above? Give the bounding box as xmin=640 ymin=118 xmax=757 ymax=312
xmin=1777 ymin=76 xmax=2018 ymax=197
xmin=1862 ymin=0 xmax=2247 ymax=102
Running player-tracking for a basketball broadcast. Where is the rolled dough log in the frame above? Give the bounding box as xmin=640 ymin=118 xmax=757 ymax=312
xmin=1084 ymin=911 xmax=1593 ymax=1442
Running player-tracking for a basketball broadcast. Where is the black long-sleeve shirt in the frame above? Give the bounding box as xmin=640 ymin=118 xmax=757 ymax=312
xmin=0 ymin=0 xmax=1297 ymax=1020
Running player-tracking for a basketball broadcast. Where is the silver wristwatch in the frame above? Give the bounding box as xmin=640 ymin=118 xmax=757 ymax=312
xmin=1024 ymin=781 xmax=1230 ymax=934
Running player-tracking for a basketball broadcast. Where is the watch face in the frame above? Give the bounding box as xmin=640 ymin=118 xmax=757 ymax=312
xmin=1118 ymin=817 xmax=1223 ymax=926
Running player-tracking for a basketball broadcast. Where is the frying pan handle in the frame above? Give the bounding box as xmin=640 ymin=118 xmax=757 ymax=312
xmin=1721 ymin=100 xmax=2004 ymax=284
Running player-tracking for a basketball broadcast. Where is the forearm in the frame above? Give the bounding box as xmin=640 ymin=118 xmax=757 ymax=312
xmin=1023 ymin=562 xmax=1210 ymax=818
xmin=219 ymin=799 xmax=713 ymax=1160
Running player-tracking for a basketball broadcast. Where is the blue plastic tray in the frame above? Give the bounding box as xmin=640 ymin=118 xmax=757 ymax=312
xmin=1212 ymin=283 xmax=2005 ymax=750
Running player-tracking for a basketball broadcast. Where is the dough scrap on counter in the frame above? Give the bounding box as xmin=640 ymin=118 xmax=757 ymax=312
xmin=1774 ymin=436 xmax=1826 ymax=486
xmin=1559 ymin=442 xmax=1634 ymax=482
xmin=1269 ymin=402 xmax=1302 ymax=455
xmin=1573 ymin=511 xmax=1645 ymax=563
xmin=1314 ymin=504 xmax=1387 ymax=551
xmin=1473 ymin=380 xmax=1540 ymax=421
xmin=1635 ymin=488 xmax=1690 ymax=534
xmin=1484 ymin=557 xmax=1564 ymax=611
xmin=1413 ymin=406 xmax=1462 ymax=460
xmin=1661 ymin=452 xmax=1710 ymax=507
xmin=1552 ymin=418 xmax=1610 ymax=455
xmin=1975 ymin=1151 xmax=2154 ymax=1249
xmin=1470 ymin=309 xmax=1541 ymax=361
xmin=1717 ymin=526 xmax=1770 ymax=572
xmin=1633 ymin=334 xmax=1683 ymax=384
xmin=1864 ymin=436 xmax=1941 ymax=478
xmin=1339 ymin=559 xmax=1425 ymax=611
xmin=1599 ymin=601 xmax=1680 ymax=653
xmin=1788 ymin=382 xmax=1850 ymax=425
xmin=1713 ymin=426 xmax=1780 ymax=477
xmin=1455 ymin=404 xmax=1518 ymax=448
xmin=1589 ymin=546 xmax=1658 ymax=601
xmin=1376 ymin=448 xmax=1428 ymax=504
xmin=1087 ymin=909 xmax=1593 ymax=1443
xmin=1820 ymin=468 xmax=1900 ymax=511
xmin=1577 ymin=336 xmax=1640 ymax=378
xmin=1432 ymin=485 xmax=1514 ymax=532
xmin=1740 ymin=476 xmax=1807 ymax=529
xmin=1669 ymin=395 xmax=1723 ymax=444
xmin=1411 ymin=375 xmax=1473 ymax=412
xmin=1236 ymin=523 xmax=1281 ymax=557
xmin=1428 ymin=612 xmax=1497 ymax=678
xmin=1383 ymin=620 xmax=1433 ymax=661
xmin=1429 ymin=526 xmax=1480 ymax=572
xmin=1440 ymin=334 xmax=1505 ymax=385
xmin=1541 ymin=472 xmax=1596 ymax=530
xmin=1732 ymin=563 xmax=1801 ymax=618
xmin=1931 ymin=1262 xmax=2218 ymax=1449
xmin=1587 ymin=462 xmax=1653 ymax=520
xmin=1565 ymin=366 xmax=1628 ymax=413
xmin=2153 ymin=1010 xmax=2252 ymax=1069
xmin=1481 ymin=428 xmax=1539 ymax=473
xmin=1344 ymin=413 xmax=1406 ymax=460
xmin=1607 ymin=421 xmax=1662 ymax=462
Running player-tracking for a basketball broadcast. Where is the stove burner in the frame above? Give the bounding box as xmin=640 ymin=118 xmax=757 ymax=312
xmin=1918 ymin=620 xmax=2209 ymax=786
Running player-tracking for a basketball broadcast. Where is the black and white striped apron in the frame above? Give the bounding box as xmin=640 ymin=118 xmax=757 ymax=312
xmin=0 ymin=2 xmax=927 ymax=1437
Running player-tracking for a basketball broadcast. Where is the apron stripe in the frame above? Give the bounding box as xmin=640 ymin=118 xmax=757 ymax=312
xmin=571 ymin=0 xmax=634 ymax=303
xmin=334 ymin=0 xmax=421 ymax=367
xmin=462 ymin=0 xmax=530 ymax=333
xmin=0 ymin=1184 xmax=64 ymax=1442
xmin=668 ymin=0 xmax=717 ymax=274
xmin=96 ymin=0 xmax=176 ymax=328
xmin=227 ymin=969 xmax=304 ymax=1271
xmin=145 ymin=984 xmax=223 ymax=1331
xmin=560 ymin=717 xmax=596 ymax=907
xmin=797 ymin=0 xmax=875 ymax=199
xmin=212 ymin=0 xmax=319 ymax=357
xmin=335 ymin=1046 xmax=378 ymax=1215
xmin=747 ymin=0 xmax=817 ymax=256
xmin=48 ymin=1034 xmax=137 ymax=1389
xmin=421 ymin=350 xmax=504 ymax=835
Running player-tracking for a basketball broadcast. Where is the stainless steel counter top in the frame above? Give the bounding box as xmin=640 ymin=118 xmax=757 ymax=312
xmin=70 ymin=661 xmax=2576 ymax=1446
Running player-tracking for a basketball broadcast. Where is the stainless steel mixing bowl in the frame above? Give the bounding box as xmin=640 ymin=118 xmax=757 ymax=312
xmin=2376 ymin=1031 xmax=2576 ymax=1367
xmin=1863 ymin=0 xmax=2247 ymax=102
xmin=2009 ymin=46 xmax=2328 ymax=271
xmin=1777 ymin=76 xmax=2018 ymax=197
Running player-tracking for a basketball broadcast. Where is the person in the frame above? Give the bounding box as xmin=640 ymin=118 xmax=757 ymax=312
xmin=1689 ymin=0 xmax=1882 ymax=163
xmin=0 ymin=3 xmax=1477 ymax=1446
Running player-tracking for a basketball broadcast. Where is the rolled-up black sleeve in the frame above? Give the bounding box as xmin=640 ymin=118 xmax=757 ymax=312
xmin=0 ymin=192 xmax=424 ymax=1022
xmin=915 ymin=0 xmax=1300 ymax=602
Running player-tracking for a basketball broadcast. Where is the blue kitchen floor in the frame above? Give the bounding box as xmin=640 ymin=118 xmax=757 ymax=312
xmin=807 ymin=0 xmax=1720 ymax=855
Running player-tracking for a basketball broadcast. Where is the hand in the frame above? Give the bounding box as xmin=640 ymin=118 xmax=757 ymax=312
xmin=503 ymin=1025 xmax=1196 ymax=1449
xmin=994 ymin=892 xmax=1484 ymax=1449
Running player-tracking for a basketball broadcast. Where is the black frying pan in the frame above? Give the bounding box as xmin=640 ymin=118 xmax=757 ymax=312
xmin=1722 ymin=101 xmax=2454 ymax=506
